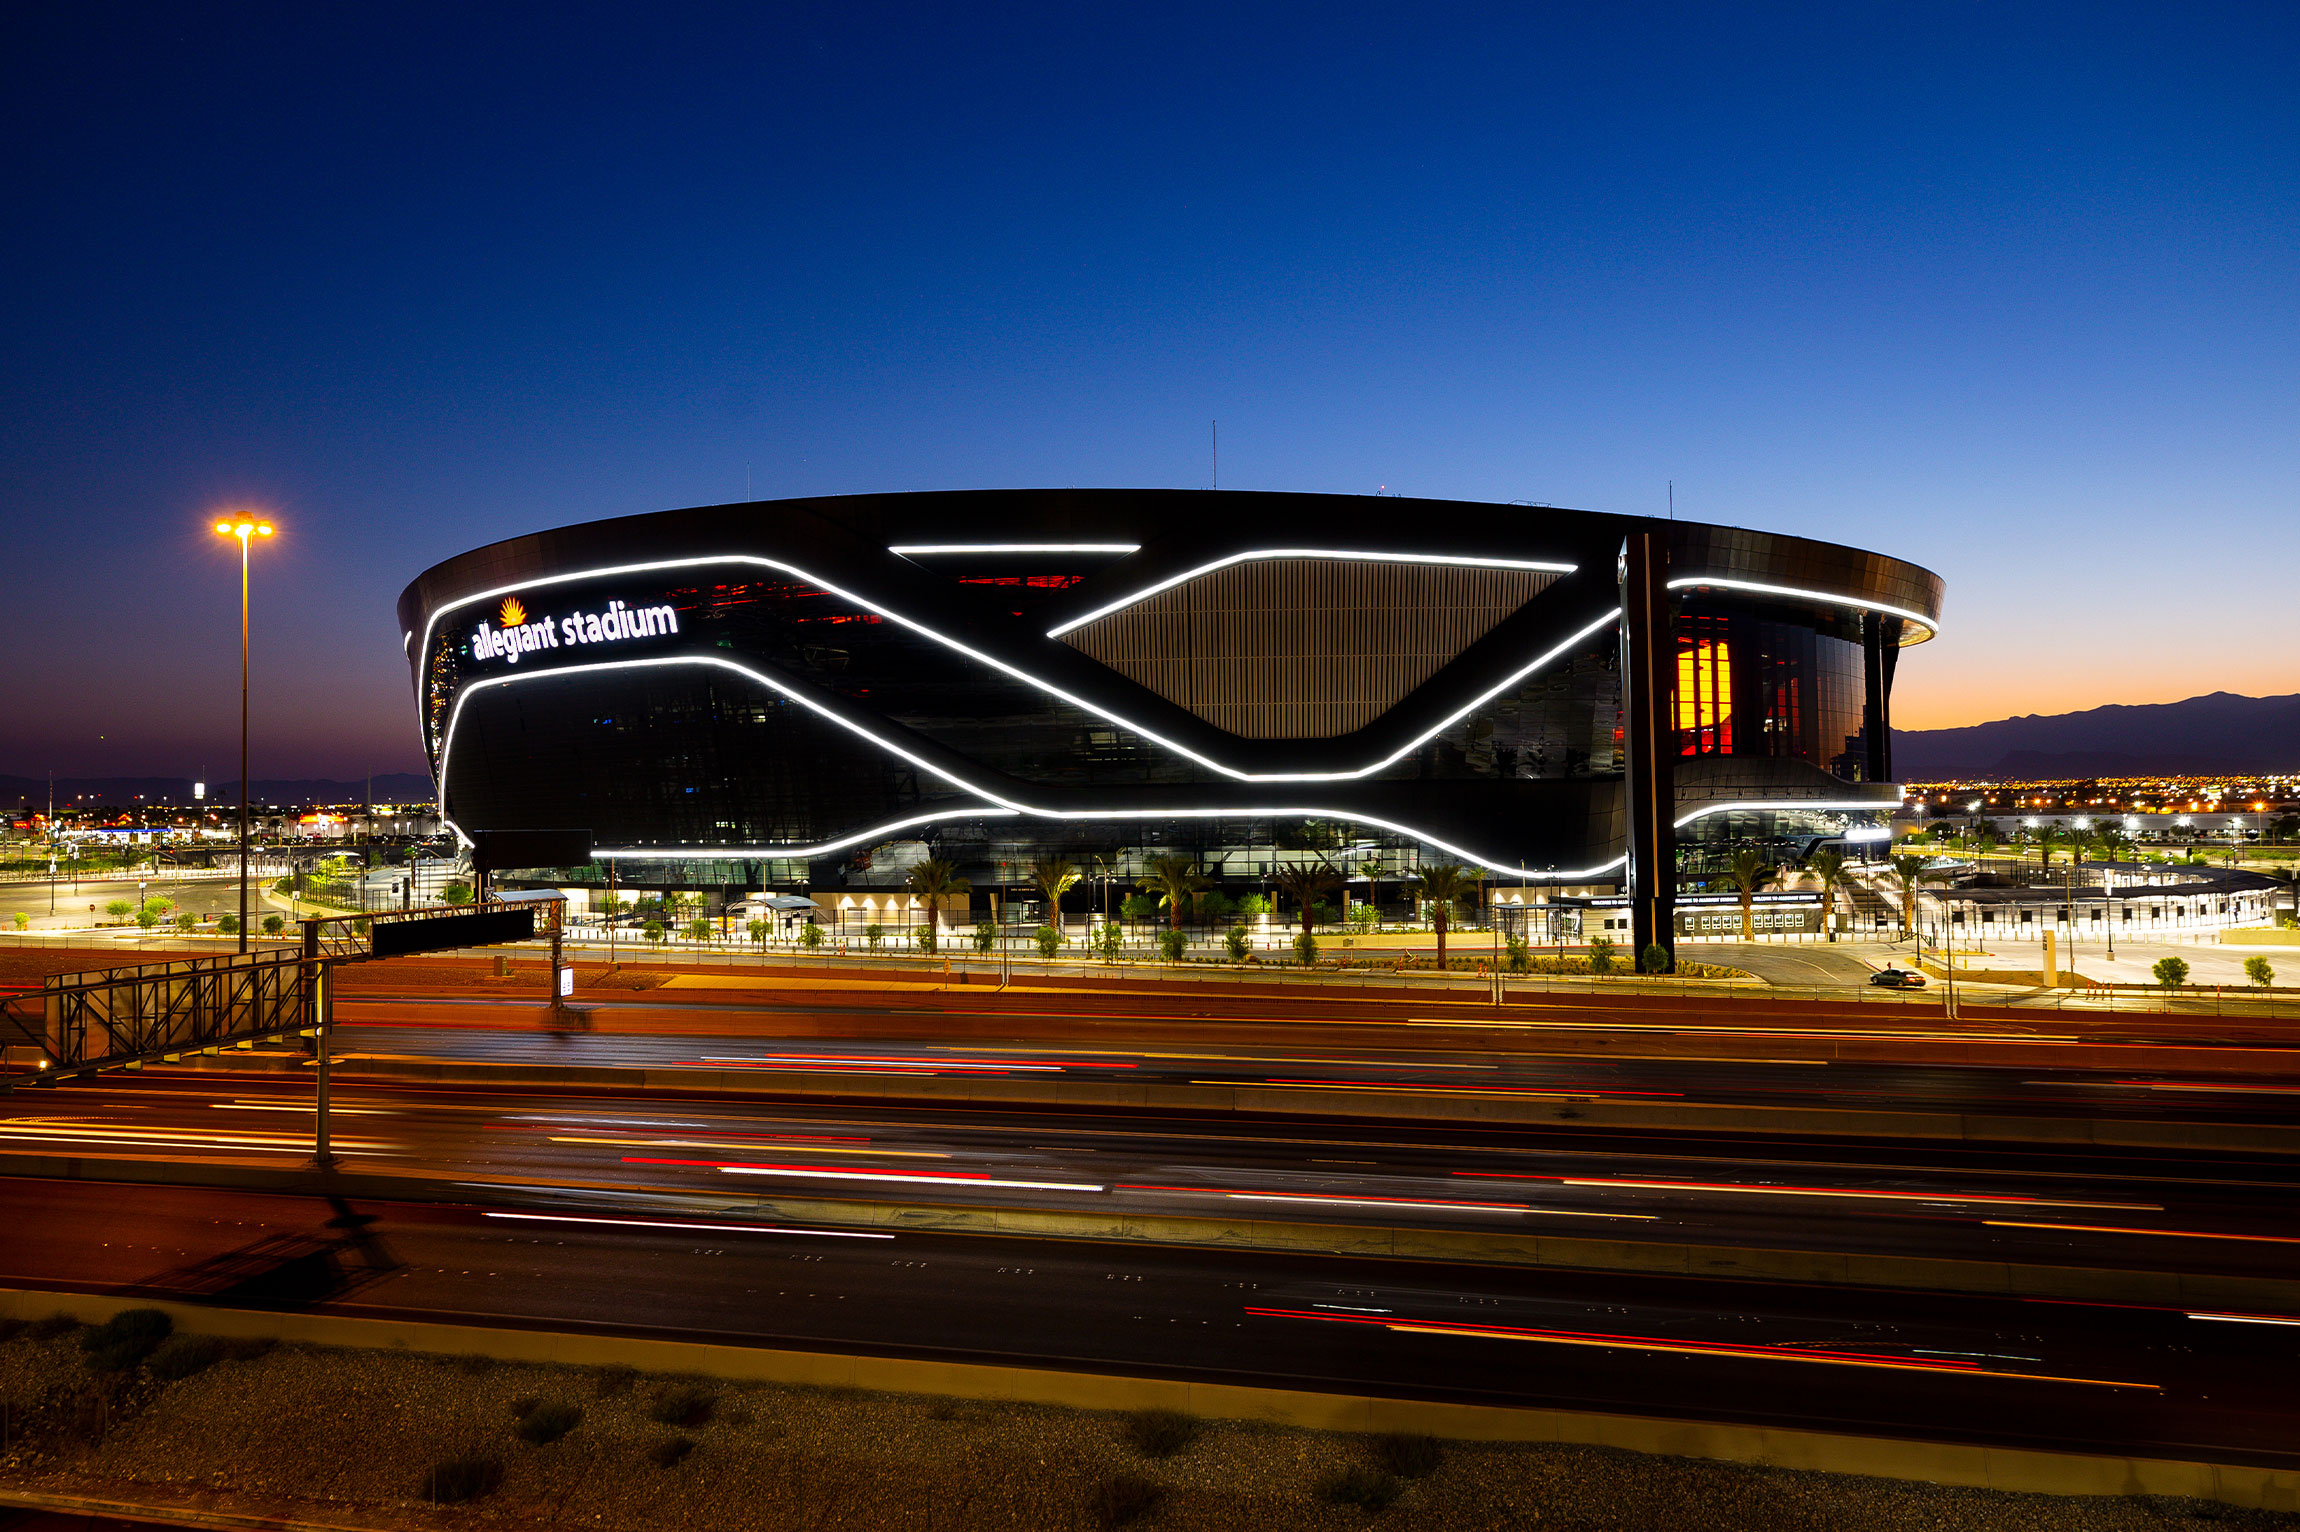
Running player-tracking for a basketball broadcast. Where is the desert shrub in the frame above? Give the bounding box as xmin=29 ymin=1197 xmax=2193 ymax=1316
xmin=1640 ymin=942 xmax=1671 ymax=974
xmin=1122 ymin=1408 xmax=1199 ymax=1459
xmin=1036 ymin=923 xmax=1060 ymax=959
xmin=1225 ymin=923 xmax=1250 ymax=961
xmin=217 ymin=914 xmax=240 ymax=934
xmin=1157 ymin=927 xmax=1187 ymax=962
xmin=649 ymin=1435 xmax=695 ymax=1468
xmin=649 ymin=1383 xmax=715 ymax=1427
xmin=1587 ymin=935 xmax=1617 ymax=974
xmin=916 ymin=923 xmax=937 ymax=954
xmin=1096 ymin=922 xmax=1124 ymax=961
xmin=80 ymin=1308 xmax=170 ymax=1372
xmin=1320 ymin=1464 xmax=1402 ymax=1510
xmin=1091 ymin=1472 xmax=1167 ymax=1528
xmin=799 ymin=921 xmax=824 ymax=949
xmin=2153 ymin=955 xmax=2190 ymax=989
xmin=594 ymin=1364 xmax=638 ymax=1397
xmin=2246 ymin=955 xmax=2275 ymax=987
xmin=423 ymin=1456 xmax=503 ymax=1504
xmin=146 ymin=1333 xmax=225 ymax=1381
xmin=1373 ymin=1431 xmax=1444 ymax=1478
xmin=517 ymin=1399 xmax=583 ymax=1445
xmin=1502 ymin=930 xmax=1530 ymax=972
xmin=1293 ymin=930 xmax=1317 ymax=965
xmin=262 ymin=914 xmax=284 ymax=936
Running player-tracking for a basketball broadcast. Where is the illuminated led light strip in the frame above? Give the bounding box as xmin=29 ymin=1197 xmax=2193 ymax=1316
xmin=592 ymin=808 xmax=1017 ymax=861
xmin=434 ymin=654 xmax=1632 ymax=879
xmin=1046 ymin=548 xmax=1579 ymax=638
xmin=482 ymin=1211 xmax=893 ymax=1240
xmin=2187 ymin=1312 xmax=2300 ymax=1326
xmin=1666 ymin=575 xmax=1940 ymax=638
xmin=1673 ymin=799 xmax=1896 ymax=829
xmin=889 ymin=542 xmax=1140 ymax=555
xmin=415 ymin=550 xmax=1613 ymax=785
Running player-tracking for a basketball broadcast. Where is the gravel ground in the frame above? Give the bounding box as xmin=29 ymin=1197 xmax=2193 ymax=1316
xmin=0 ymin=1319 xmax=2292 ymax=1531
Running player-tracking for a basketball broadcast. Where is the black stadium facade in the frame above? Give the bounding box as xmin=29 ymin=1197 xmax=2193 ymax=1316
xmin=397 ymin=489 xmax=1943 ymax=956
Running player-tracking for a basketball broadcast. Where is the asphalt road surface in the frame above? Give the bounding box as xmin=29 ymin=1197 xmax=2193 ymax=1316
xmin=10 ymin=1071 xmax=2300 ymax=1282
xmin=2 ymin=1175 xmax=2292 ymax=1469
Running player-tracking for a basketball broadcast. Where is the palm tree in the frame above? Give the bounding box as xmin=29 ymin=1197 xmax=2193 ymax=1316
xmin=2094 ymin=825 xmax=2133 ymax=865
xmin=1029 ymin=858 xmax=1080 ymax=936
xmin=1726 ymin=846 xmax=1778 ymax=941
xmin=904 ymin=858 xmax=970 ymax=937
xmin=1887 ymin=853 xmax=1939 ymax=938
xmin=1136 ymin=855 xmax=1210 ymax=930
xmin=2032 ymin=823 xmax=2063 ymax=869
xmin=1413 ymin=863 xmax=1475 ymax=965
xmin=1358 ymin=858 xmax=1386 ymax=915
xmin=1270 ymin=860 xmax=1344 ymax=943
xmin=1803 ymin=846 xmax=1846 ymax=943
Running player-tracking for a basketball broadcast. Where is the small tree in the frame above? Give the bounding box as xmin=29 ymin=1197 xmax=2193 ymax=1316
xmin=217 ymin=914 xmax=240 ymax=935
xmin=686 ymin=917 xmax=713 ymax=944
xmin=1119 ymin=893 xmax=1160 ymax=924
xmin=1503 ymin=931 xmax=1531 ymax=973
xmin=641 ymin=918 xmax=664 ymax=945
xmin=2152 ymin=955 xmax=2189 ymax=990
xmin=2244 ymin=955 xmax=2274 ymax=988
xmin=1235 ymin=894 xmax=1270 ymax=918
xmin=798 ymin=920 xmax=824 ymax=950
xmin=444 ymin=881 xmax=474 ymax=906
xmin=1345 ymin=902 xmax=1377 ymax=934
xmin=1640 ymin=942 xmax=1671 ymax=974
xmin=748 ymin=918 xmax=768 ymax=950
xmin=105 ymin=899 xmax=134 ymax=920
xmin=917 ymin=923 xmax=938 ymax=955
xmin=1224 ymin=924 xmax=1250 ymax=961
xmin=174 ymin=911 xmax=197 ymax=932
xmin=1413 ymin=864 xmax=1475 ymax=965
xmin=135 ymin=905 xmax=159 ymax=929
xmin=1292 ymin=930 xmax=1318 ymax=965
xmin=1095 ymin=921 xmax=1124 ymax=962
xmin=864 ymin=922 xmax=884 ymax=952
xmin=262 ymin=914 xmax=285 ymax=936
xmin=1157 ymin=927 xmax=1187 ymax=963
xmin=10 ymin=912 xmax=25 ymax=931
xmin=973 ymin=919 xmax=997 ymax=953
xmin=1035 ymin=924 xmax=1060 ymax=959
xmin=1587 ymin=935 xmax=1617 ymax=975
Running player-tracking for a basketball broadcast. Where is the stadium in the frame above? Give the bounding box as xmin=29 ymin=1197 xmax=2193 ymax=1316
xmin=397 ymin=489 xmax=1943 ymax=953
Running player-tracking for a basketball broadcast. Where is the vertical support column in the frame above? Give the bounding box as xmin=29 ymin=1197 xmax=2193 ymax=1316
xmin=1862 ymin=615 xmax=1891 ymax=784
xmin=549 ymin=898 xmax=569 ymax=1025
xmin=300 ymin=918 xmax=335 ymax=1170
xmin=1619 ymin=529 xmax=1677 ymax=966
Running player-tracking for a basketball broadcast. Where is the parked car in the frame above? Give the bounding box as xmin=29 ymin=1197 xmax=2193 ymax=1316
xmin=1868 ymin=966 xmax=1928 ymax=989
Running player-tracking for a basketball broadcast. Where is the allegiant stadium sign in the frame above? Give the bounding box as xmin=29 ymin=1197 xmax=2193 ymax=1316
xmin=469 ymin=595 xmax=680 ymax=665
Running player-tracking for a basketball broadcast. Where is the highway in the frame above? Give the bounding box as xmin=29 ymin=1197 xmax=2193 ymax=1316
xmin=2 ymin=1174 xmax=2294 ymax=1468
xmin=10 ymin=1070 xmax=2300 ymax=1282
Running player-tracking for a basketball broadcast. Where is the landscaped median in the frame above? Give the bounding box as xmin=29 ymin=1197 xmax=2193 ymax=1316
xmin=1 ymin=1287 xmax=2294 ymax=1525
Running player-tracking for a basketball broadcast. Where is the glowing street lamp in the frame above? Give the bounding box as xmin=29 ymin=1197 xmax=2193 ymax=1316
xmin=214 ymin=515 xmax=275 ymax=953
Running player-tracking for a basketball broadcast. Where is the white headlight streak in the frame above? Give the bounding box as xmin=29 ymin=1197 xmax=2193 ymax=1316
xmin=888 ymin=543 xmax=1141 ymax=555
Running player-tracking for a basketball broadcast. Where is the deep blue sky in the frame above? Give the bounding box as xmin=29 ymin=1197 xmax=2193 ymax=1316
xmin=6 ymin=3 xmax=2295 ymax=778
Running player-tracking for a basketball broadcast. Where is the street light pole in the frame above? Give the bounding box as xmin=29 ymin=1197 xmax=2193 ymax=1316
xmin=214 ymin=516 xmax=273 ymax=953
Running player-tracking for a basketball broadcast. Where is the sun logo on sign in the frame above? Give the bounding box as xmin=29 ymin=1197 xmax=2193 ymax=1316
xmin=499 ymin=597 xmax=527 ymax=627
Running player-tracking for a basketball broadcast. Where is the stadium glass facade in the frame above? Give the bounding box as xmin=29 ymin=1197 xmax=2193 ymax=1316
xmin=398 ymin=489 xmax=1943 ymax=941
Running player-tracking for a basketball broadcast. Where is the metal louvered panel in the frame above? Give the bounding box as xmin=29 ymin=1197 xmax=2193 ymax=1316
xmin=1059 ymin=559 xmax=1559 ymax=738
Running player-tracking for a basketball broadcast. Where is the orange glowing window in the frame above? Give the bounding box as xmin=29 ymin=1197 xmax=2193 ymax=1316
xmin=1675 ymin=635 xmax=1733 ymax=755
